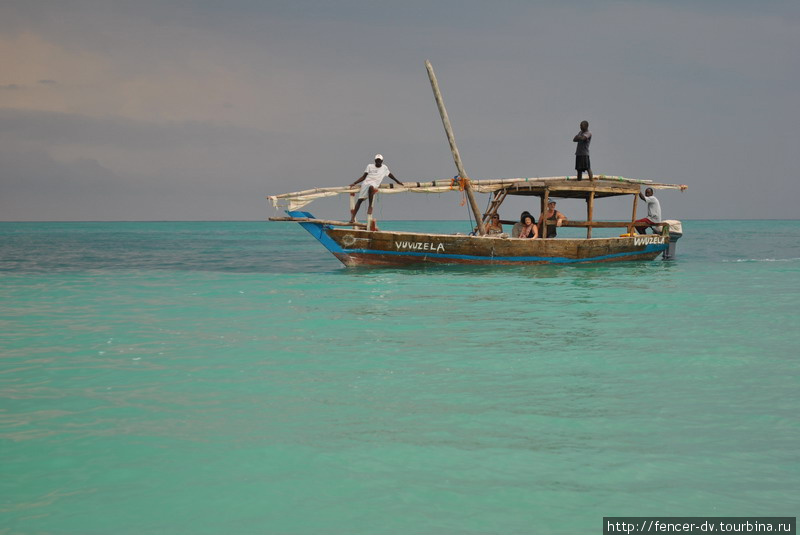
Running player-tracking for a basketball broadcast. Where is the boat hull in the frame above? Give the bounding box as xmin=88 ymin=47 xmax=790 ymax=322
xmin=290 ymin=212 xmax=669 ymax=267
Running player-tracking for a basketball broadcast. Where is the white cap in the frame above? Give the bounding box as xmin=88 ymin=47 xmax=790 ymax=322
xmin=374 ymin=154 xmax=383 ymax=160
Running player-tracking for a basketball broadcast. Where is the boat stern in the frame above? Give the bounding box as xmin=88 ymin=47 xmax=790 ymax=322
xmin=661 ymin=220 xmax=683 ymax=260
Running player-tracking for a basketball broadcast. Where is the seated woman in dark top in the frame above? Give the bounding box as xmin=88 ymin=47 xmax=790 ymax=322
xmin=515 ymin=212 xmax=538 ymax=239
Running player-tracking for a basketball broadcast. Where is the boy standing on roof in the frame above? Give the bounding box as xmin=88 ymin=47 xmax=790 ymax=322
xmin=573 ymin=120 xmax=593 ymax=181
xmin=635 ymin=187 xmax=662 ymax=234
xmin=349 ymin=154 xmax=404 ymax=224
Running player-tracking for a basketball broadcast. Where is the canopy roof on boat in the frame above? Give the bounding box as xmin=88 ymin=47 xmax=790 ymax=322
xmin=268 ymin=175 xmax=688 ymax=211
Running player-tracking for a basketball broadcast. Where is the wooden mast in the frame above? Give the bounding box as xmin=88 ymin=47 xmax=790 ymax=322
xmin=425 ymin=60 xmax=486 ymax=235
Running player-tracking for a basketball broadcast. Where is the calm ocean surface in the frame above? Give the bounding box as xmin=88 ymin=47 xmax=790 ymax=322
xmin=1 ymin=220 xmax=798 ymax=534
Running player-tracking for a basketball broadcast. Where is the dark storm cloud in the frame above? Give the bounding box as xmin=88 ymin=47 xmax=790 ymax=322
xmin=1 ymin=0 xmax=798 ymax=221
xmin=0 ymin=108 xmax=281 ymax=152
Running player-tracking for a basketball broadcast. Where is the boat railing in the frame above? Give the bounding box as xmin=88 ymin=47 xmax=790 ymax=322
xmin=271 ymin=215 xmax=671 ymax=237
xmin=542 ymin=220 xmax=635 ymax=229
xmin=497 ymin=219 xmax=672 ymax=236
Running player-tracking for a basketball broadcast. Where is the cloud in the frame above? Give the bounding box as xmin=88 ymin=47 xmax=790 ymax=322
xmin=0 ymin=145 xmax=274 ymax=221
xmin=0 ymin=107 xmax=315 ymax=220
xmin=0 ymin=0 xmax=798 ymax=221
xmin=0 ymin=108 xmax=278 ymax=151
xmin=0 ymin=147 xmax=121 ymax=194
xmin=0 ymin=147 xmax=131 ymax=221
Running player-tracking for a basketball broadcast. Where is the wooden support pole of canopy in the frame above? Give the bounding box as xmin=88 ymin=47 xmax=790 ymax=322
xmin=586 ymin=191 xmax=595 ymax=238
xmin=630 ymin=194 xmax=638 ymax=235
xmin=425 ymin=60 xmax=486 ymax=236
xmin=541 ymin=190 xmax=550 ymax=238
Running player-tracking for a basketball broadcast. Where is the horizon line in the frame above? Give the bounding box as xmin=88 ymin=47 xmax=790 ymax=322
xmin=2 ymin=218 xmax=800 ymax=223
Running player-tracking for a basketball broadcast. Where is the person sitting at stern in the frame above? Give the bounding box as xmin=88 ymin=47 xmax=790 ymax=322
xmin=635 ymin=187 xmax=662 ymax=234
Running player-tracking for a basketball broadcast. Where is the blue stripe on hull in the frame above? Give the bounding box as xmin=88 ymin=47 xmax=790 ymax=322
xmin=342 ymin=245 xmax=666 ymax=264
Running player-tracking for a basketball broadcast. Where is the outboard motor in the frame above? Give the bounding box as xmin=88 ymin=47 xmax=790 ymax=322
xmin=661 ymin=220 xmax=682 ymax=260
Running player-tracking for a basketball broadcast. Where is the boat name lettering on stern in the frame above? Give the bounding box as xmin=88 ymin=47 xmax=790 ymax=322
xmin=633 ymin=236 xmax=666 ymax=246
xmin=394 ymin=241 xmax=446 ymax=252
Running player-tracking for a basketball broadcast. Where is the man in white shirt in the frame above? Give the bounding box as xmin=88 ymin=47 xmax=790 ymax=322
xmin=635 ymin=187 xmax=662 ymax=234
xmin=349 ymin=154 xmax=404 ymax=224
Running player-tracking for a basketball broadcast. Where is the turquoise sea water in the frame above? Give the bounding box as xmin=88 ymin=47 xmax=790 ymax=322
xmin=1 ymin=220 xmax=798 ymax=535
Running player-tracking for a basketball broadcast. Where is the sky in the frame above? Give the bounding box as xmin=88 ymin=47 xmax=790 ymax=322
xmin=1 ymin=0 xmax=798 ymax=221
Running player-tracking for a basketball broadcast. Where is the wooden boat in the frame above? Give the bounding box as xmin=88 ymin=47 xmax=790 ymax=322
xmin=269 ymin=61 xmax=687 ymax=267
